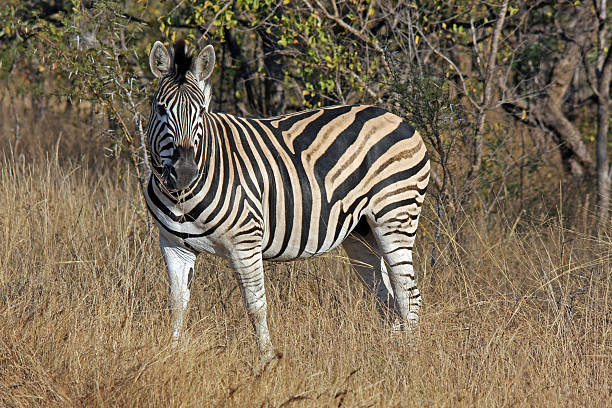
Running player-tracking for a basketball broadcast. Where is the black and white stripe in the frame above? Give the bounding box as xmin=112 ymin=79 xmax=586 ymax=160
xmin=145 ymin=40 xmax=430 ymax=358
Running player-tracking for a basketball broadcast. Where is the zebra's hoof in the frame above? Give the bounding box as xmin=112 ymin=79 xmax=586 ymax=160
xmin=261 ymin=347 xmax=279 ymax=364
xmin=391 ymin=317 xmax=419 ymax=333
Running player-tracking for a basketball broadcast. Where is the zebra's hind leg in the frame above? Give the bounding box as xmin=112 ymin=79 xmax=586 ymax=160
xmin=343 ymin=222 xmax=398 ymax=318
xmin=370 ymin=214 xmax=422 ymax=331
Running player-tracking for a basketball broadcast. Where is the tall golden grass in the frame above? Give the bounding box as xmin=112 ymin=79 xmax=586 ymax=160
xmin=0 ymin=103 xmax=609 ymax=407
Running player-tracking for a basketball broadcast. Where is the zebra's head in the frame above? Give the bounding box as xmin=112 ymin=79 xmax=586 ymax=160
xmin=147 ymin=39 xmax=216 ymax=191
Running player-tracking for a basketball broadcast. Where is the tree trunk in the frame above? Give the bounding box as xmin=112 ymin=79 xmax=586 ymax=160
xmin=596 ymin=81 xmax=610 ymax=223
xmin=596 ymin=0 xmax=611 ymax=224
xmin=226 ymin=29 xmax=259 ymax=116
xmin=255 ymin=3 xmax=287 ymax=116
xmin=258 ymin=25 xmax=286 ymax=116
xmin=534 ymin=39 xmax=595 ymax=177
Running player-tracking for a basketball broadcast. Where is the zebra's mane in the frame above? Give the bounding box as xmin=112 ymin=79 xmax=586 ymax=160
xmin=172 ymin=39 xmax=192 ymax=83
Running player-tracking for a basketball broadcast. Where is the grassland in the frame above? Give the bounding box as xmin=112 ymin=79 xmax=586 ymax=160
xmin=0 ymin=105 xmax=609 ymax=407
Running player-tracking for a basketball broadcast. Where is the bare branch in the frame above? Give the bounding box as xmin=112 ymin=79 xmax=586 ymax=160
xmin=414 ymin=25 xmax=480 ymax=108
xmin=471 ymin=0 xmax=509 ymax=178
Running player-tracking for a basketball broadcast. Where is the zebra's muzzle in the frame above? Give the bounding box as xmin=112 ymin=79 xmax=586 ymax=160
xmin=165 ymin=146 xmax=198 ymax=191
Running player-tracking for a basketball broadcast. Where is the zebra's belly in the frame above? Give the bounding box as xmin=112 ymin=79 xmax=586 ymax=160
xmin=259 ymin=212 xmax=358 ymax=261
xmin=161 ymin=216 xmax=350 ymax=262
xmin=261 ymin=239 xmax=341 ymax=262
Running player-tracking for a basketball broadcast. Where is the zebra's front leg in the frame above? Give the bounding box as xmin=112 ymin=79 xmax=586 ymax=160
xmin=160 ymin=234 xmax=196 ymax=342
xmin=230 ymin=249 xmax=274 ymax=361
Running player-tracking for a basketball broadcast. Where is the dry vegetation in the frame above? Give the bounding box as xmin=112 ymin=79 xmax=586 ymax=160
xmin=0 ymin=99 xmax=610 ymax=407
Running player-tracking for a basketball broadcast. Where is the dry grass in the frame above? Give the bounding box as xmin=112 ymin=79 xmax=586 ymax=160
xmin=0 ymin=105 xmax=610 ymax=407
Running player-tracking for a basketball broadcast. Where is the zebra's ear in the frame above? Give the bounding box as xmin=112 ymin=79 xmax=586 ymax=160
xmin=149 ymin=41 xmax=171 ymax=78
xmin=193 ymin=44 xmax=215 ymax=82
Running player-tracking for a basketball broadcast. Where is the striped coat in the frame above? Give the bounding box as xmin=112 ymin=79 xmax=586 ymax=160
xmin=145 ymin=40 xmax=429 ymax=359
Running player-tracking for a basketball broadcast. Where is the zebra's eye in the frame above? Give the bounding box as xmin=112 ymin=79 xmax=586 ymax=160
xmin=157 ymin=104 xmax=167 ymax=116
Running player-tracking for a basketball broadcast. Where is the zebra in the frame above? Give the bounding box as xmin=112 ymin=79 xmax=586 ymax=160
xmin=145 ymin=39 xmax=430 ymax=360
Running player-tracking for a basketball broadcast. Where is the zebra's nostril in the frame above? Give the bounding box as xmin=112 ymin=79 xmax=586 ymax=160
xmin=164 ymin=147 xmax=197 ymax=191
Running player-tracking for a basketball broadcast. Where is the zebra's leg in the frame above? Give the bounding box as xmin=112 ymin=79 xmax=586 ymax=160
xmin=371 ymin=216 xmax=422 ymax=330
xmin=229 ymin=250 xmax=274 ymax=361
xmin=343 ymin=230 xmax=397 ymax=315
xmin=160 ymin=234 xmax=196 ymax=341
